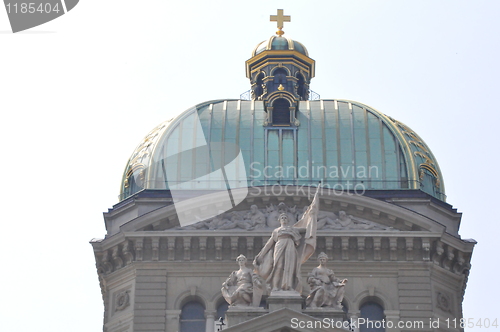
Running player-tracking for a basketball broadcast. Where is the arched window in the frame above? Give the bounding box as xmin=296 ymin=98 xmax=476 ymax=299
xmin=273 ymin=68 xmax=287 ymax=84
xmin=273 ymin=68 xmax=287 ymax=92
xmin=360 ymin=301 xmax=385 ymax=332
xmin=254 ymin=72 xmax=264 ymax=98
xmin=123 ymin=169 xmax=144 ymax=199
xmin=216 ymin=301 xmax=229 ymax=324
xmin=272 ymin=98 xmax=290 ymax=125
xmin=180 ymin=301 xmax=205 ymax=332
xmin=296 ymin=73 xmax=306 ymax=100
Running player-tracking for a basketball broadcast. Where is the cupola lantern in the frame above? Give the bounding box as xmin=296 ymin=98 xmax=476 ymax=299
xmin=246 ymin=9 xmax=315 ymax=126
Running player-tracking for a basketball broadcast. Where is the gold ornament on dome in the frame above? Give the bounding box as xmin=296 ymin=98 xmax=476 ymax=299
xmin=392 ymin=119 xmax=442 ymax=189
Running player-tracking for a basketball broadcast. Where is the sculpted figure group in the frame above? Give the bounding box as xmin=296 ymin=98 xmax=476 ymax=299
xmin=222 ymin=206 xmax=317 ymax=307
xmin=221 ymin=192 xmax=348 ymax=310
xmin=178 ymin=203 xmax=394 ymax=231
xmin=222 ymin=191 xmax=319 ymax=307
xmin=222 ymin=251 xmax=348 ymax=310
xmin=215 ymin=193 xmax=390 ymax=310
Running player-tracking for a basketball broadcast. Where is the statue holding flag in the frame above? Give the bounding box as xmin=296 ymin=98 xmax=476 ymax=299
xmin=253 ymin=191 xmax=319 ymax=293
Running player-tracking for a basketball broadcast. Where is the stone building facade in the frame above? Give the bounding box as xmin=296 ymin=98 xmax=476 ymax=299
xmin=91 ymin=10 xmax=475 ymax=332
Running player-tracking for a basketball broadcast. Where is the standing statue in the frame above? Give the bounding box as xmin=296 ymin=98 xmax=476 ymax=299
xmin=221 ymin=255 xmax=255 ymax=306
xmin=254 ymin=213 xmax=301 ymax=292
xmin=253 ymin=191 xmax=319 ymax=293
xmin=306 ymin=252 xmax=348 ymax=309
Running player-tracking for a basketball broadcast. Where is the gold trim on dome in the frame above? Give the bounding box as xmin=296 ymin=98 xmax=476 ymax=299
xmin=391 ymin=117 xmax=444 ymax=192
xmin=246 ymin=51 xmax=315 ymax=79
xmin=271 ymin=64 xmax=291 ymax=76
xmin=265 ymin=36 xmax=274 ymax=51
xmin=124 ymin=163 xmax=146 ymax=188
xmin=251 ymin=40 xmax=266 ymax=56
xmin=419 ymin=163 xmax=441 ymax=187
xmin=250 ymin=60 xmax=311 ymax=78
xmin=415 ymin=151 xmax=441 ymax=188
xmin=414 ymin=151 xmax=434 ymax=165
xmin=249 ymin=50 xmax=315 ymax=65
xmin=120 ymin=120 xmax=171 ymax=196
xmin=251 ymin=35 xmax=309 ymax=57
xmin=409 ymin=140 xmax=427 ymax=152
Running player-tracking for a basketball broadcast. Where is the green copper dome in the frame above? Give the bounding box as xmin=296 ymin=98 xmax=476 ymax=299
xmin=252 ymin=36 xmax=309 ymax=57
xmin=120 ymin=99 xmax=445 ymax=201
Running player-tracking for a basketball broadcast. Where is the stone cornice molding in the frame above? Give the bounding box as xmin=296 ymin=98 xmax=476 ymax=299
xmin=106 ymin=187 xmax=461 ymax=235
xmin=93 ymin=233 xmax=472 ymax=280
xmin=123 ymin=230 xmax=440 ymax=238
xmin=103 ymin=187 xmax=471 ymax=241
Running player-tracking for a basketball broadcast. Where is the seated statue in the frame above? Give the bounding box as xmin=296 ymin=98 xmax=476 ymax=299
xmin=335 ymin=211 xmax=392 ymax=230
xmin=204 ymin=214 xmax=229 ymax=230
xmin=220 ymin=211 xmax=253 ymax=230
xmin=244 ymin=205 xmax=266 ymax=229
xmin=306 ymin=252 xmax=347 ymax=309
xmin=222 ymin=255 xmax=259 ymax=306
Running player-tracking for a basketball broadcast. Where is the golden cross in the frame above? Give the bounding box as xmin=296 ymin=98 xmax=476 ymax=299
xmin=270 ymin=9 xmax=290 ymax=36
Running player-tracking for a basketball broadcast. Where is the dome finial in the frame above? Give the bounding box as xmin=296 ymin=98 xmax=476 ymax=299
xmin=270 ymin=9 xmax=290 ymax=37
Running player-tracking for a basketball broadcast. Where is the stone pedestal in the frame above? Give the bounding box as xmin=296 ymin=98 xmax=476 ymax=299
xmin=267 ymin=290 xmax=304 ymax=312
xmin=225 ymin=306 xmax=268 ymax=327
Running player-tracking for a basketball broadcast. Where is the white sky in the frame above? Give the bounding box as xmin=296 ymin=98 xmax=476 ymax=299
xmin=1 ymin=1 xmax=499 ymax=331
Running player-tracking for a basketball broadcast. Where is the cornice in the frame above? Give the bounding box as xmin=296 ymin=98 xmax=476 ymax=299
xmin=109 ymin=187 xmax=455 ymax=236
xmin=121 ymin=230 xmax=441 ymax=238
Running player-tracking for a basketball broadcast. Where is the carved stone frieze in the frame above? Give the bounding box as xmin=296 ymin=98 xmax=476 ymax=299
xmin=174 ymin=203 xmax=398 ymax=232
